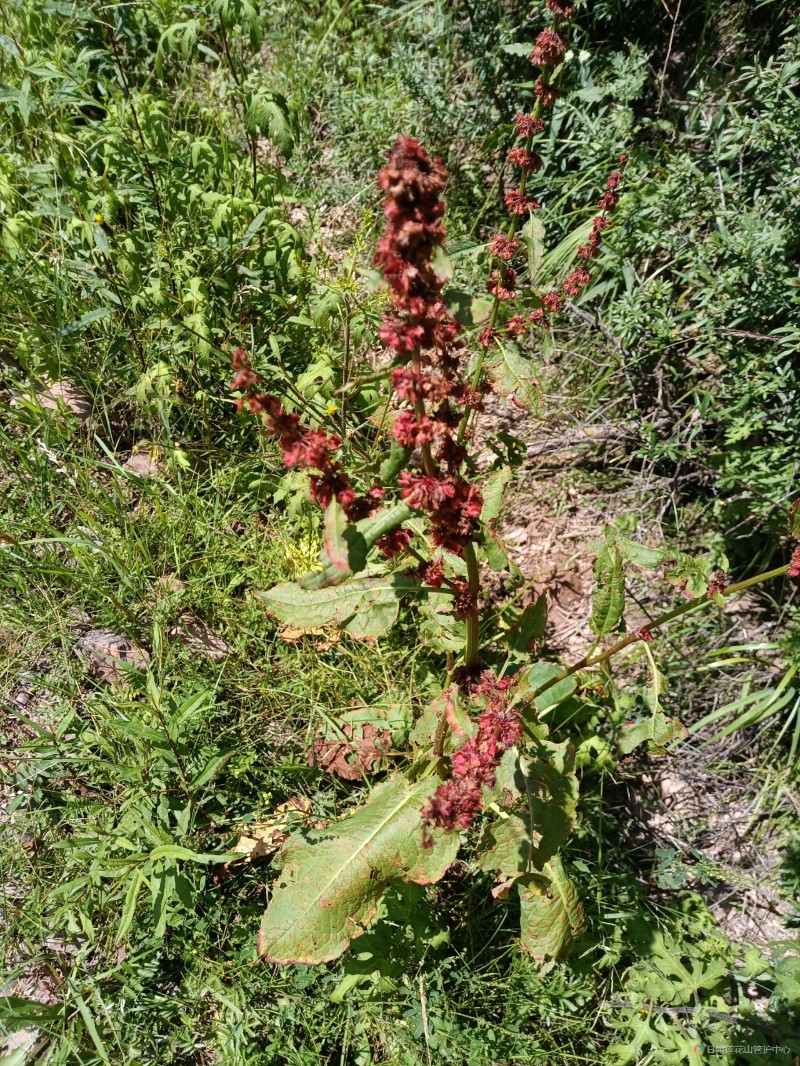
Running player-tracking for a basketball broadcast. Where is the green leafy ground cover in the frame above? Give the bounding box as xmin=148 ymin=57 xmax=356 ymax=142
xmin=1 ymin=1 xmax=799 ymax=1063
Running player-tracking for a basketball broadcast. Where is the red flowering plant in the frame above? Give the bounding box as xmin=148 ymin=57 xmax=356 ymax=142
xmin=232 ymin=3 xmax=799 ymax=969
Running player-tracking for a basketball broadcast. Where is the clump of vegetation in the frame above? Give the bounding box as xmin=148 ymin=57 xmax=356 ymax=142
xmin=1 ymin=1 xmax=799 ymax=1064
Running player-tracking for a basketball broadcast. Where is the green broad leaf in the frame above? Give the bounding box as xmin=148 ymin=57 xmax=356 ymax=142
xmin=502 ymin=42 xmax=534 ymax=56
xmin=444 ymin=289 xmax=492 ymax=327
xmin=378 ymin=441 xmax=412 ymax=484
xmin=257 ymin=774 xmax=459 ymax=964
xmin=615 ymin=536 xmax=668 ymax=570
xmin=618 ymin=709 xmax=687 ymax=755
xmin=241 ymin=207 xmax=269 ymax=249
xmin=518 ymin=857 xmax=586 ymax=966
xmin=431 ymin=245 xmax=453 ymax=280
xmin=590 ymin=541 xmax=625 ymax=636
xmin=301 ymin=502 xmax=414 ymax=589
xmin=480 ymin=466 xmax=512 ymax=525
xmin=322 ymin=500 xmax=367 ymax=574
xmin=517 ymin=662 xmax=576 ymax=712
xmin=478 ymin=741 xmax=577 ymax=880
xmin=481 ymin=530 xmax=512 ymax=572
xmin=244 ymin=90 xmax=294 ymax=157
xmin=521 ymin=215 xmax=545 ymax=282
xmin=93 ymin=222 xmax=110 ymax=258
xmin=57 ymin=306 xmax=111 ymax=338
xmin=665 ymin=552 xmax=712 ymax=598
xmin=506 ymin=595 xmax=547 ymax=654
xmin=409 ymin=686 xmax=476 ymax=755
xmin=486 ymin=341 xmax=540 ymax=409
xmin=255 ymin=572 xmax=416 ymax=639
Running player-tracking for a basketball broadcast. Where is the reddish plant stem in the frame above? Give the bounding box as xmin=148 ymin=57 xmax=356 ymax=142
xmin=528 ymin=563 xmax=792 ymax=704
xmin=463 ymin=540 xmax=481 ymax=667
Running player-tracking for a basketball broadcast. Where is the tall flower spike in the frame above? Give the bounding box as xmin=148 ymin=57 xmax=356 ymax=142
xmin=374 ymin=137 xmax=483 ymax=557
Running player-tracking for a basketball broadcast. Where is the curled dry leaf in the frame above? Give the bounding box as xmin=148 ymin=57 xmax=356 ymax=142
xmin=231 ymin=796 xmax=312 ymax=863
xmin=279 ymin=625 xmax=341 ymax=650
xmin=309 ymin=722 xmax=394 ymax=782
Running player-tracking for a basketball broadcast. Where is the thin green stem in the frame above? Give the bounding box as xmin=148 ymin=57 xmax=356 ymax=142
xmin=528 ymin=563 xmax=792 ymax=703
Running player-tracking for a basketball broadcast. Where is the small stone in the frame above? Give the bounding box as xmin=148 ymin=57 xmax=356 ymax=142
xmin=35 ymin=379 xmax=92 ymax=423
xmin=169 ymin=615 xmax=232 ymax=660
xmin=157 ymin=575 xmax=186 ymax=593
xmin=124 ymin=451 xmax=161 ymax=477
xmin=74 ymin=629 xmax=150 ymax=685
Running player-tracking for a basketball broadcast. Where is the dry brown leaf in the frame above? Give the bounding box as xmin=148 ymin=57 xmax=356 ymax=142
xmin=231 ymin=796 xmax=312 ymax=863
xmin=124 ymin=451 xmax=161 ymax=477
xmin=157 ymin=575 xmax=186 ymax=593
xmin=279 ymin=625 xmax=341 ymax=650
xmin=309 ymin=722 xmax=394 ymax=782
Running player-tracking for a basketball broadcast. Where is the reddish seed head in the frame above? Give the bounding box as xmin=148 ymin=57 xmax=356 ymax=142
xmin=788 ymin=545 xmax=800 ymax=578
xmin=488 ymin=234 xmax=521 ymax=261
xmin=423 ymin=672 xmax=521 ymax=831
xmin=562 ymin=266 xmax=591 ymax=298
xmin=479 ymin=324 xmax=498 ymax=347
xmin=707 ymin=570 xmax=727 ymax=596
xmin=377 ymin=529 xmax=411 ymax=558
xmin=504 ymin=189 xmax=540 ymax=215
xmin=530 ymin=28 xmax=567 ymax=68
xmin=534 ymin=78 xmax=560 ymax=108
xmin=488 ymin=267 xmax=517 ymax=301
xmin=514 ymin=112 xmax=545 ymax=138
xmin=546 ymin=0 xmax=574 ymax=17
xmin=507 ymin=147 xmax=542 ymax=172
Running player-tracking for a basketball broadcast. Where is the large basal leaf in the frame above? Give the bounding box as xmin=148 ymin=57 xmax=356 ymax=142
xmin=486 ymin=341 xmax=540 ymax=409
xmin=518 ymin=857 xmax=586 ymax=966
xmin=255 ymin=571 xmax=416 ymax=639
xmin=257 ymin=775 xmax=459 ymax=964
xmin=590 ymin=541 xmax=625 ymax=636
xmin=478 ymin=742 xmax=577 ymax=881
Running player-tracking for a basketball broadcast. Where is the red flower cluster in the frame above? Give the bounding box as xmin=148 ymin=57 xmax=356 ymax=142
xmin=230 ymin=348 xmax=385 ymax=523
xmin=374 ymin=137 xmax=484 ymax=556
xmin=789 ymin=545 xmax=800 ymax=578
xmin=561 ymin=154 xmax=628 ymax=303
xmin=514 ymin=113 xmax=544 ymax=138
xmin=423 ymin=673 xmax=521 ymax=831
xmin=707 ymin=570 xmax=727 ymax=596
xmin=504 ymin=189 xmax=540 ymax=215
xmin=530 ymin=27 xmax=567 ymax=68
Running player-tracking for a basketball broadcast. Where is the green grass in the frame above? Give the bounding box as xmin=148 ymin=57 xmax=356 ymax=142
xmin=2 ymin=1 xmax=800 ymax=1063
